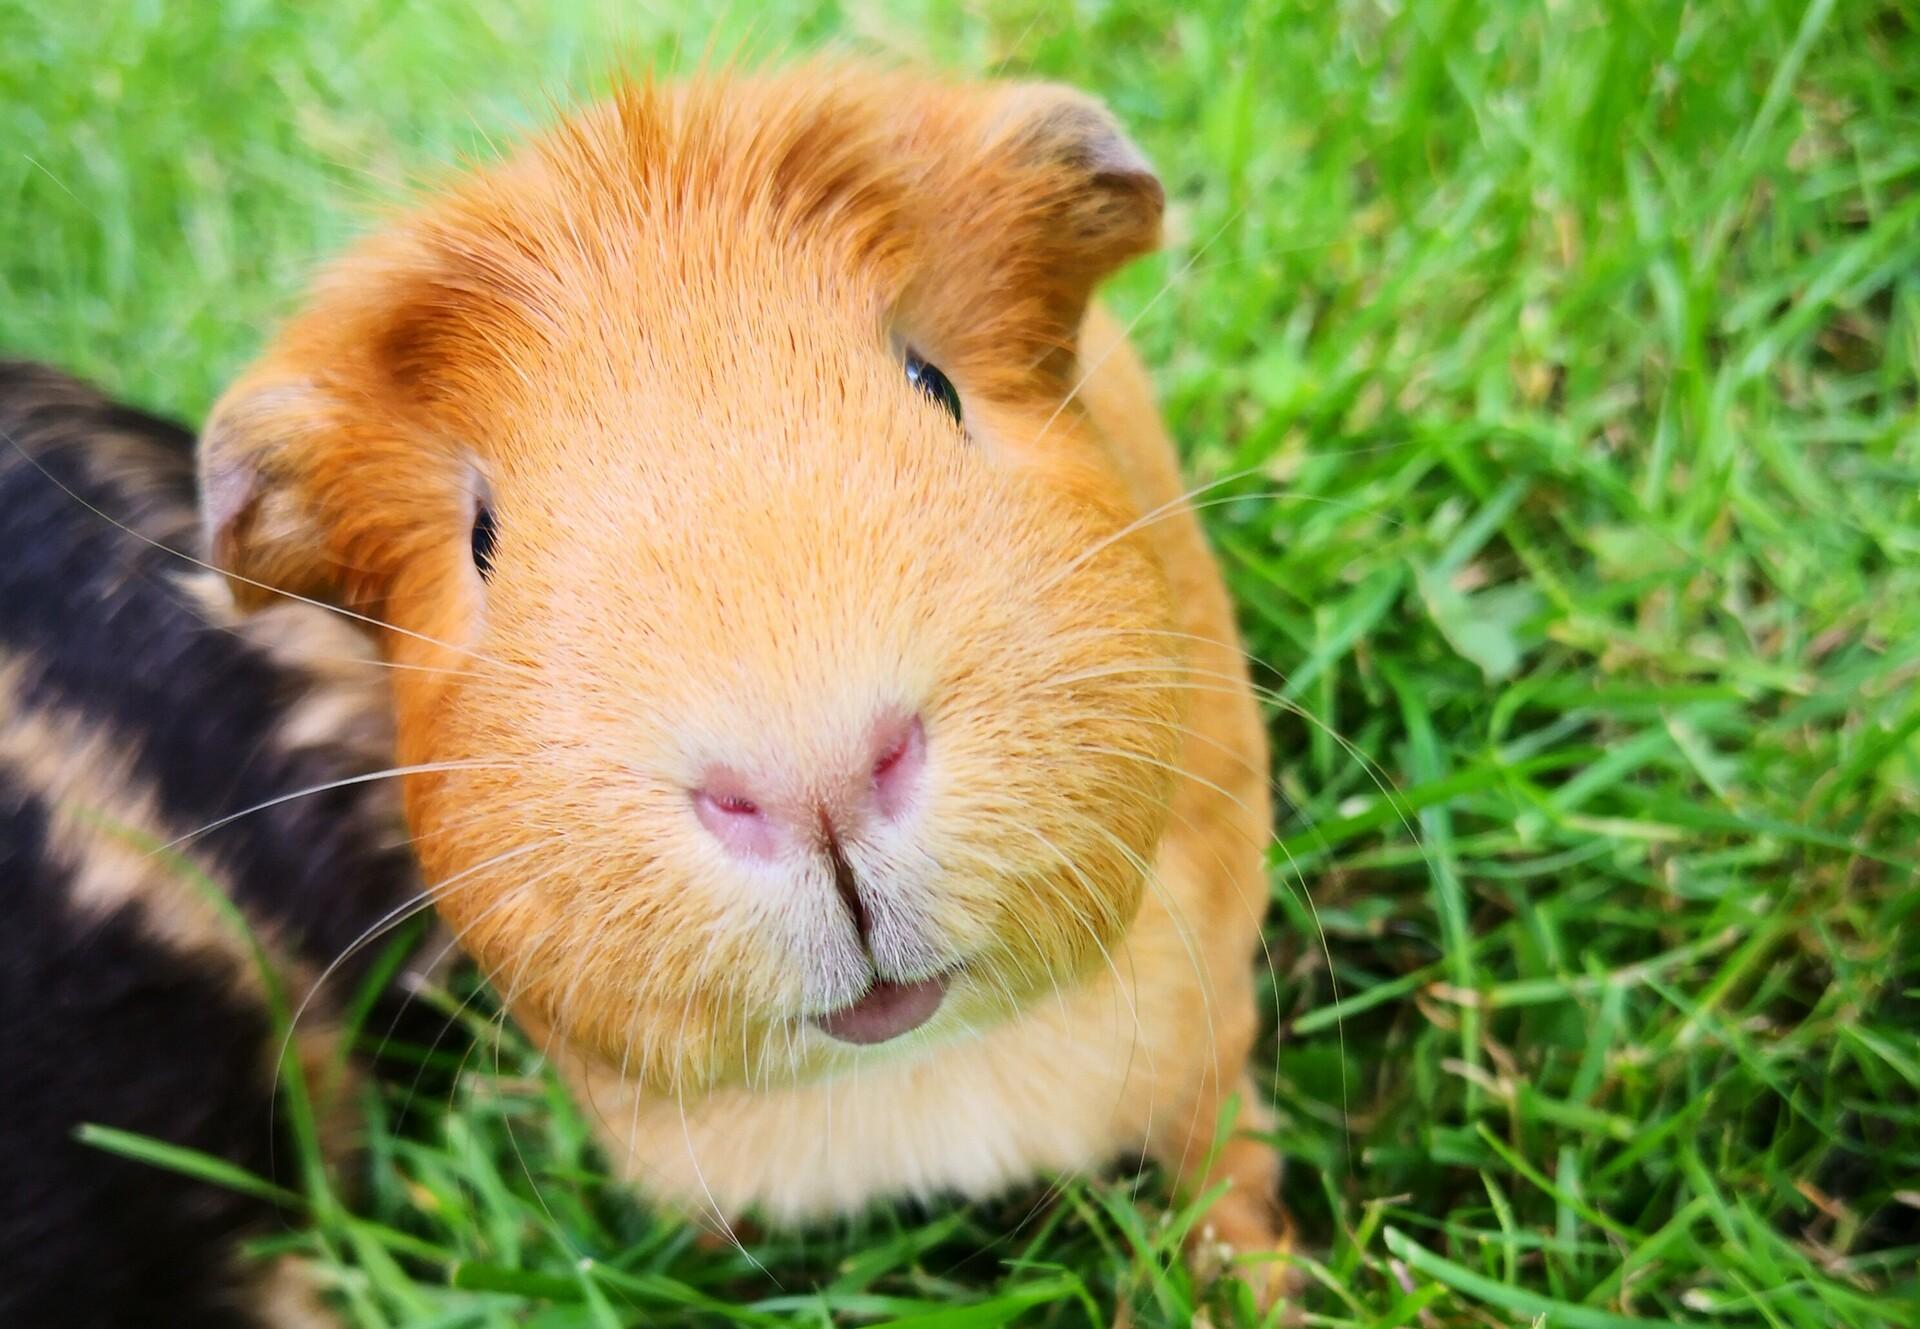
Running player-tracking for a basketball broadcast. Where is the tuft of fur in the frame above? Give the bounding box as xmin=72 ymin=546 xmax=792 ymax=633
xmin=0 ymin=362 xmax=422 ymax=1328
xmin=204 ymin=65 xmax=1293 ymax=1299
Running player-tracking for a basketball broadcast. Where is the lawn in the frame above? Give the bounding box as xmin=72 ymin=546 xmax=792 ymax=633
xmin=3 ymin=1 xmax=1917 ymax=1325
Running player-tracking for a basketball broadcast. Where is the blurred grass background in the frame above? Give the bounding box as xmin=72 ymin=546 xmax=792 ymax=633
xmin=3 ymin=1 xmax=1917 ymax=1325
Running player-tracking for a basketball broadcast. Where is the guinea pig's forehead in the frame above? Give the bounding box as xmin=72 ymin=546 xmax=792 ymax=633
xmin=498 ymin=332 xmax=903 ymax=452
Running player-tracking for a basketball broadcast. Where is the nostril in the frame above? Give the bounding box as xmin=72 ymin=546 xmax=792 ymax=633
xmin=693 ymin=781 xmax=781 ymax=859
xmin=873 ymin=737 xmax=908 ymax=780
xmin=870 ymin=714 xmax=927 ymax=820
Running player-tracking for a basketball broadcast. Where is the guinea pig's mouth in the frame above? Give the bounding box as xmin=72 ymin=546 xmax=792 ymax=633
xmin=811 ymin=972 xmax=951 ymax=1045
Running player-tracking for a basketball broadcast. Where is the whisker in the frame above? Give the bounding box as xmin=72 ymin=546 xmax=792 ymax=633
xmin=254 ymin=650 xmax=498 ymax=682
xmin=1016 ymin=819 xmax=1155 ymax=1129
xmin=1036 ymin=658 xmax=1436 ymax=875
xmin=1030 ymin=203 xmax=1249 ymax=455
xmin=488 ymin=920 xmax=584 ymax=1255
xmin=403 ymin=903 xmax=565 ymax=1134
xmin=1035 ymin=679 xmax=1365 ymax=1158
xmin=153 ymin=758 xmax=516 ymax=853
xmin=675 ymin=1041 xmax=775 ymax=1280
xmin=0 ymin=421 xmax=543 ymax=682
xmin=358 ymin=866 xmax=550 ymax=1078
xmin=1041 ymin=464 xmax=1268 ymax=592
xmin=1050 ymin=480 xmax=1419 ymax=597
xmin=1074 ymin=814 xmax=1220 ymax=1191
xmin=278 ymin=836 xmax=557 ymax=1068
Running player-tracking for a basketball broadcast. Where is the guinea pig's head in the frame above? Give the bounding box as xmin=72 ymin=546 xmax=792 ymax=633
xmin=201 ymin=67 xmax=1185 ymax=1091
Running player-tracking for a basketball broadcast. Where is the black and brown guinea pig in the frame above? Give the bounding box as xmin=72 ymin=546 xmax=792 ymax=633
xmin=0 ymin=360 xmax=424 ymax=1328
xmin=200 ymin=61 xmax=1296 ymax=1304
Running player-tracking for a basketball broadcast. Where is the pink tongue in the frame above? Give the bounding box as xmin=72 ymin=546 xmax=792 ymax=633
xmin=813 ymin=975 xmax=949 ymax=1045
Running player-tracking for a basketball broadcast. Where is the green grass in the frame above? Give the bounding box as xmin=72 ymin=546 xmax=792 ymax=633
xmin=4 ymin=1 xmax=1918 ymax=1325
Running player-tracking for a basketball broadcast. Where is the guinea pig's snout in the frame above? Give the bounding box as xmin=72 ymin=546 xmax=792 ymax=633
xmin=689 ymin=712 xmax=953 ymax=1041
xmin=690 ymin=712 xmax=927 ymax=868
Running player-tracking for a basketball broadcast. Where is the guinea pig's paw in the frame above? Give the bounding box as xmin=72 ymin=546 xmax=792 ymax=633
xmin=1188 ymin=1199 xmax=1308 ymax=1324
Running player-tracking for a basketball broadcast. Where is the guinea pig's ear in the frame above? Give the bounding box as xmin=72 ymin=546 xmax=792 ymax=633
xmin=914 ymin=81 xmax=1164 ymax=380
xmin=198 ymin=372 xmax=340 ymax=612
xmin=979 ymin=83 xmax=1165 ymax=278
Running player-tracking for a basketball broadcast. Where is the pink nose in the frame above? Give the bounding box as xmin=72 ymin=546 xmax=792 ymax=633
xmin=691 ymin=713 xmax=928 ymax=862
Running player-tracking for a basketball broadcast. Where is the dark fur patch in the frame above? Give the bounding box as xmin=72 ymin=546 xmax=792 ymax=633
xmin=0 ymin=361 xmax=437 ymax=1325
xmin=0 ymin=773 xmax=286 ymax=1329
xmin=0 ymin=361 xmax=419 ymax=974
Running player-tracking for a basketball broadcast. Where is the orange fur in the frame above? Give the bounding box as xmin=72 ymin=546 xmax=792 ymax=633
xmin=204 ymin=64 xmax=1292 ymax=1303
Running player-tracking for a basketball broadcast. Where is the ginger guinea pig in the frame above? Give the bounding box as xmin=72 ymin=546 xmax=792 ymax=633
xmin=203 ymin=64 xmax=1293 ymax=1297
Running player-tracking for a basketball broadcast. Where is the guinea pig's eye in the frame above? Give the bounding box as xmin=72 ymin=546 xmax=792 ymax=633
xmin=471 ymin=503 xmax=498 ymax=579
xmin=905 ymin=350 xmax=962 ymax=425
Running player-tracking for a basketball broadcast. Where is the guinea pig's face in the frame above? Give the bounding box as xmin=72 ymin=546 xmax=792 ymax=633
xmin=202 ymin=71 xmax=1185 ymax=1091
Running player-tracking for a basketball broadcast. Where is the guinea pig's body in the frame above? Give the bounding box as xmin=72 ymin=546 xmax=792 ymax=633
xmin=0 ymin=362 xmax=418 ymax=1328
xmin=204 ymin=65 xmax=1294 ymax=1298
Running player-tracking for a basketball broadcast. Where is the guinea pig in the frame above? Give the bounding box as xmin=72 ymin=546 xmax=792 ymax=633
xmin=202 ymin=64 xmax=1295 ymax=1298
xmin=0 ymin=360 xmax=422 ymax=1328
